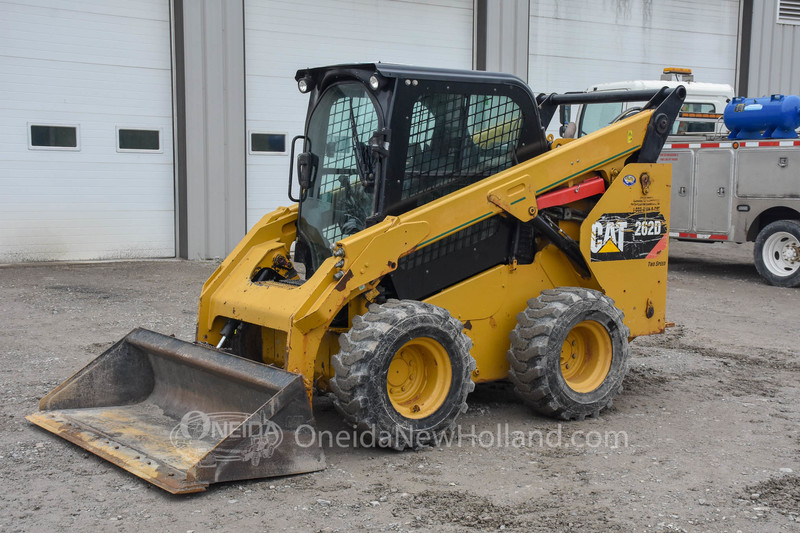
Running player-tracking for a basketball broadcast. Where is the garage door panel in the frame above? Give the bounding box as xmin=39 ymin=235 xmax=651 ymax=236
xmin=246 ymin=0 xmax=471 ymax=47
xmin=8 ymin=0 xmax=168 ymax=20
xmin=0 ymin=59 xmax=173 ymax=118
xmin=0 ymin=218 xmax=174 ymax=237
xmin=0 ymin=218 xmax=174 ymax=262
xmin=246 ymin=156 xmax=293 ymax=227
xmin=0 ymin=2 xmax=170 ymax=70
xmin=243 ymin=77 xmax=306 ymax=123
xmin=0 ymin=162 xmax=172 ymax=175
xmin=0 ymin=209 xmax=174 ymax=225
xmin=0 ymin=57 xmax=174 ymax=93
xmin=0 ymin=0 xmax=174 ymax=262
xmin=245 ymin=28 xmax=471 ymax=74
xmin=0 ymin=191 xmax=175 ymax=212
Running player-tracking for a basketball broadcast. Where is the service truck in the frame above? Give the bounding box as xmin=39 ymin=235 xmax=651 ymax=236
xmin=566 ymin=68 xmax=800 ymax=287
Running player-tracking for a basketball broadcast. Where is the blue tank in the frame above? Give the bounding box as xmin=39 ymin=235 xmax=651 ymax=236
xmin=724 ymin=94 xmax=800 ymax=140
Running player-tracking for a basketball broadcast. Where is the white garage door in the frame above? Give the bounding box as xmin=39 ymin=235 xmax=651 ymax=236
xmin=244 ymin=0 xmax=474 ymax=229
xmin=0 ymin=0 xmax=174 ymax=262
xmin=528 ymin=0 xmax=739 ymax=106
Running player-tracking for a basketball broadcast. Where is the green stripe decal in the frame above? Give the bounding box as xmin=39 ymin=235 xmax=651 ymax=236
xmin=535 ymin=145 xmax=641 ymax=195
xmin=418 ymin=212 xmax=493 ymax=247
xmin=510 ymin=196 xmax=527 ymax=205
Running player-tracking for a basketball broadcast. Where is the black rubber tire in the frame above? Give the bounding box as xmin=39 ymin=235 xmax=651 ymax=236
xmin=753 ymin=220 xmax=800 ymax=288
xmin=507 ymin=287 xmax=630 ymax=420
xmin=228 ymin=322 xmax=263 ymax=362
xmin=330 ymin=299 xmax=475 ymax=450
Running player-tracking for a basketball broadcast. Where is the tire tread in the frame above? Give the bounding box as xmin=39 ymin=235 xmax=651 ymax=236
xmin=507 ymin=288 xmax=630 ymax=420
xmin=330 ymin=299 xmax=475 ymax=450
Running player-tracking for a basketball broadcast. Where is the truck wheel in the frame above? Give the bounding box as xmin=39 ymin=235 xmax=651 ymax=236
xmin=507 ymin=288 xmax=630 ymax=420
xmin=330 ymin=300 xmax=475 ymax=450
xmin=754 ymin=220 xmax=800 ymax=288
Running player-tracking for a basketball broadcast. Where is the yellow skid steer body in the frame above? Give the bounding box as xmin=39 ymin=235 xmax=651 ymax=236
xmin=28 ymin=63 xmax=685 ymax=494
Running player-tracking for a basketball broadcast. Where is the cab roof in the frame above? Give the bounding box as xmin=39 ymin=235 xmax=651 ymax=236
xmin=296 ymin=62 xmax=532 ymax=90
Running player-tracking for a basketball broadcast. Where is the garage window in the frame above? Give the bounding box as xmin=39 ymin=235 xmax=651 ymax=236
xmin=249 ymin=132 xmax=286 ymax=154
xmin=29 ymin=124 xmax=79 ymax=150
xmin=117 ymin=128 xmax=161 ymax=152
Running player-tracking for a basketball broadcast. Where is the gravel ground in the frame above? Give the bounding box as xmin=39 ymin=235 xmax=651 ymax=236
xmin=1 ymin=240 xmax=798 ymax=532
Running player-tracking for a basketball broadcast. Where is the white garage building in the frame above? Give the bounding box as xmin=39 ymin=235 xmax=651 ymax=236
xmin=0 ymin=0 xmax=797 ymax=262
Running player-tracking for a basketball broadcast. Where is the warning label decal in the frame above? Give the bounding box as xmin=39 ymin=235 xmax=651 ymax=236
xmin=590 ymin=211 xmax=667 ymax=262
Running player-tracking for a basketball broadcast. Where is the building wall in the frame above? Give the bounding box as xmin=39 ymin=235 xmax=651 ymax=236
xmin=174 ymin=0 xmax=247 ymax=260
xmin=476 ymin=0 xmax=530 ymax=79
xmin=745 ymin=0 xmax=800 ymax=96
xmin=527 ymin=0 xmax=740 ymax=97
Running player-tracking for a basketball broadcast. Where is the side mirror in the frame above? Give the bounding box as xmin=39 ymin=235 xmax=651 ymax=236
xmin=559 ymin=104 xmax=571 ymax=127
xmin=297 ymin=152 xmax=318 ymax=190
xmin=558 ymin=105 xmax=576 ymax=138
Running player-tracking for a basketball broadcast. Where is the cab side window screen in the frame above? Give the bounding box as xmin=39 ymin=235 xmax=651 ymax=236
xmin=402 ymin=94 xmax=522 ymax=203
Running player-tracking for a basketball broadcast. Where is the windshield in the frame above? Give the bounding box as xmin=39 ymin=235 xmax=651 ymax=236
xmin=298 ymin=82 xmax=379 ymax=270
xmin=579 ymin=101 xmax=719 ymax=137
xmin=579 ymin=102 xmax=624 ymax=136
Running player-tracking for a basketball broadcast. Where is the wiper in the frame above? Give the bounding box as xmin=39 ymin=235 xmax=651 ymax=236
xmin=336 ymin=175 xmax=367 ymax=235
xmin=348 ymin=99 xmax=374 ymax=187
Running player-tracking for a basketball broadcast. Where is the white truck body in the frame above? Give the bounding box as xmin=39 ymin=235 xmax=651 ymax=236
xmin=660 ymin=138 xmax=800 ymax=244
xmin=577 ymin=78 xmax=733 ymax=138
xmin=571 ymin=72 xmax=800 ymax=286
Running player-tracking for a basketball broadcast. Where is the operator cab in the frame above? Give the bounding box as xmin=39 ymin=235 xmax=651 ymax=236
xmin=290 ymin=64 xmax=549 ymax=278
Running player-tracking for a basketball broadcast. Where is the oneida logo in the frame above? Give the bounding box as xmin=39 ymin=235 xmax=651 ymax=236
xmin=169 ymin=411 xmax=283 ymax=466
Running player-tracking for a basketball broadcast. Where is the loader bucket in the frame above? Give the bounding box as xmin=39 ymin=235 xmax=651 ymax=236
xmin=27 ymin=328 xmax=325 ymax=494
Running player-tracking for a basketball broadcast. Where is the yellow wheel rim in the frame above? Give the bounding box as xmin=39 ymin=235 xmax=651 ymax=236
xmin=560 ymin=320 xmax=612 ymax=393
xmin=387 ymin=337 xmax=452 ymax=419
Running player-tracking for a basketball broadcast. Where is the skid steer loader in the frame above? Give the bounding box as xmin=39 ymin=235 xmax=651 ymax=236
xmin=28 ymin=64 xmax=685 ymax=493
